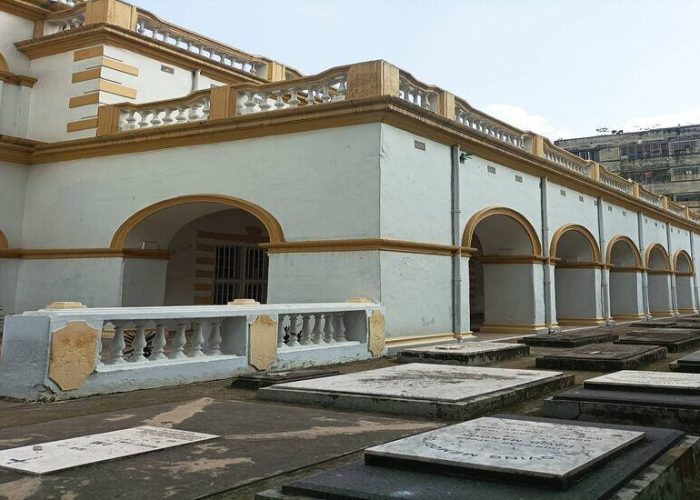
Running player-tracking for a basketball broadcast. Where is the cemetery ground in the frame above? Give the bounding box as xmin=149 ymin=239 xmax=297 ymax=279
xmin=1 ymin=326 xmax=700 ymax=498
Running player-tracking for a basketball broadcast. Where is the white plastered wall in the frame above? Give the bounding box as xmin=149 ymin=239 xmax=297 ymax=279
xmin=0 ymin=11 xmax=33 ymax=74
xmin=0 ymin=160 xmax=28 ymax=314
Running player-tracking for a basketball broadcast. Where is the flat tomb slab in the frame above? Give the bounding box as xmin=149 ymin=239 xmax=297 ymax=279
xmin=631 ymin=321 xmax=700 ymax=330
xmin=585 ymin=370 xmax=700 ymax=394
xmin=521 ymin=331 xmax=618 ymax=347
xmin=257 ymin=364 xmax=574 ymax=420
xmin=535 ymin=343 xmax=667 ymax=371
xmin=671 ymin=349 xmax=700 ymax=372
xmin=231 ymin=369 xmax=340 ymax=389
xmin=615 ymin=331 xmax=700 ymax=352
xmin=0 ymin=426 xmax=217 ymax=475
xmin=258 ymin=416 xmax=691 ymax=500
xmin=364 ymin=417 xmax=644 ymax=490
xmin=397 ymin=341 xmax=529 ymax=366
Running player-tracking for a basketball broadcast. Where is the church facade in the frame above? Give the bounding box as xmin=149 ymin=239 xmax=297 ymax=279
xmin=1 ymin=0 xmax=699 ymax=346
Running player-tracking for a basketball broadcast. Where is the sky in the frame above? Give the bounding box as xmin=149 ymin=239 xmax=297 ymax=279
xmin=134 ymin=0 xmax=700 ymax=140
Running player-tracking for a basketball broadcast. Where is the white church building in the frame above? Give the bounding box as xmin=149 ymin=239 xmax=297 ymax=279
xmin=1 ymin=0 xmax=699 ymax=350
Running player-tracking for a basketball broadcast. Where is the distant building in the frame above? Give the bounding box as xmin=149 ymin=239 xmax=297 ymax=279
xmin=556 ymin=125 xmax=700 ymax=211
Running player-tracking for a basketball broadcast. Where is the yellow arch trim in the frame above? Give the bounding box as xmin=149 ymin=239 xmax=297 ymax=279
xmin=605 ymin=235 xmax=643 ymax=268
xmin=0 ymin=53 xmax=7 ymax=73
xmin=462 ymin=206 xmax=542 ymax=256
xmin=645 ymin=243 xmax=671 ymax=271
xmin=673 ymin=249 xmax=694 ymax=274
xmin=0 ymin=230 xmax=7 ymax=250
xmin=549 ymin=224 xmax=601 ymax=263
xmin=110 ymin=194 xmax=285 ymax=250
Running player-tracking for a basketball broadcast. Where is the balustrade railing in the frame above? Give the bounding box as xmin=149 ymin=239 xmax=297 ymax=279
xmin=117 ymin=91 xmax=210 ymax=131
xmin=599 ymin=169 xmax=634 ymax=195
xmin=236 ymin=69 xmax=348 ymax=116
xmin=135 ymin=11 xmax=269 ymax=79
xmin=455 ymin=98 xmax=526 ymax=149
xmin=43 ymin=4 xmax=86 ymax=34
xmin=278 ymin=311 xmax=349 ymax=349
xmin=542 ymin=140 xmax=591 ymax=177
xmin=398 ymin=71 xmax=438 ymax=112
xmin=638 ymin=186 xmax=663 ymax=207
xmin=667 ymin=200 xmax=687 ymax=217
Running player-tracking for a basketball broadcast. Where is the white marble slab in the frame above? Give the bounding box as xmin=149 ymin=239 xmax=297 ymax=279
xmin=271 ymin=364 xmax=563 ymax=402
xmin=402 ymin=341 xmax=523 ymax=355
xmin=0 ymin=426 xmax=218 ymax=475
xmin=365 ymin=417 xmax=644 ymax=484
xmin=585 ymin=370 xmax=700 ymax=392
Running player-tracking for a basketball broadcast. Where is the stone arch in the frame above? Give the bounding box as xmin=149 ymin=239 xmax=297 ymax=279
xmin=646 ymin=243 xmax=671 ymax=271
xmin=549 ymin=224 xmax=601 ymax=264
xmin=605 ymin=236 xmax=643 ymax=268
xmin=462 ymin=206 xmax=542 ymax=256
xmin=674 ymin=250 xmax=694 ymax=275
xmin=606 ymin=236 xmax=645 ymax=320
xmin=0 ymin=53 xmax=7 ymax=73
xmin=111 ymin=194 xmax=285 ymax=250
xmin=463 ymin=206 xmax=545 ymax=334
xmin=550 ymin=224 xmax=603 ymax=325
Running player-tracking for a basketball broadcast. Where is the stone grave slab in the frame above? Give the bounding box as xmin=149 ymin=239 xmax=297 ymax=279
xmin=615 ymin=330 xmax=700 ymax=352
xmin=364 ymin=417 xmax=644 ymax=490
xmin=535 ymin=343 xmax=666 ymax=371
xmin=585 ymin=370 xmax=700 ymax=394
xmin=231 ymin=369 xmax=340 ymax=389
xmin=396 ymin=341 xmax=529 ymax=366
xmin=670 ymin=349 xmax=700 ymax=373
xmin=0 ymin=426 xmax=217 ymax=475
xmin=257 ymin=415 xmax=692 ymax=500
xmin=631 ymin=320 xmax=700 ymax=330
xmin=257 ymin=364 xmax=574 ymax=420
xmin=521 ymin=330 xmax=618 ymax=348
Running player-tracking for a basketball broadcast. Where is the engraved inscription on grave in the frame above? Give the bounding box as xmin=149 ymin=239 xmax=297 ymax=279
xmin=365 ymin=417 xmax=644 ymax=489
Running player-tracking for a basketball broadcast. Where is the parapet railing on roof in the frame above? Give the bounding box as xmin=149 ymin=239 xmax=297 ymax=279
xmin=95 ymin=59 xmax=697 ymax=224
xmin=41 ymin=2 xmax=86 ymax=35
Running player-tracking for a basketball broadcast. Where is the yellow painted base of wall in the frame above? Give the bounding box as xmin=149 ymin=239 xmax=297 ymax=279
xmin=650 ymin=311 xmax=675 ymax=318
xmin=384 ymin=332 xmax=474 ymax=348
xmin=612 ymin=313 xmax=646 ymax=321
xmin=557 ymin=318 xmax=606 ymax=326
xmin=479 ymin=324 xmax=548 ymax=334
xmin=678 ymin=308 xmax=699 ymax=315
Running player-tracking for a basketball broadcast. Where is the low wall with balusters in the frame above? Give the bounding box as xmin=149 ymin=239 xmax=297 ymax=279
xmin=0 ymin=301 xmax=385 ymax=401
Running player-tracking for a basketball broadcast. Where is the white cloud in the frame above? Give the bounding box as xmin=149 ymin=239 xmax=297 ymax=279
xmin=482 ymin=104 xmax=574 ymax=141
xmin=622 ymin=108 xmax=700 ymax=132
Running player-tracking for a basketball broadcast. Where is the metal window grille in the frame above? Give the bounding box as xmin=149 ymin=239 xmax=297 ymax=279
xmin=213 ymin=244 xmax=268 ymax=304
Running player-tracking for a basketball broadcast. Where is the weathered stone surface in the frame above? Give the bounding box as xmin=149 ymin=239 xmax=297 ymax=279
xmin=671 ymin=349 xmax=700 ymax=373
xmin=48 ymin=321 xmax=99 ymax=391
xmin=364 ymin=417 xmax=644 ymax=490
xmin=543 ymin=387 xmax=700 ymax=432
xmin=258 ymin=416 xmax=690 ymax=500
xmin=0 ymin=426 xmax=217 ymax=475
xmin=368 ymin=309 xmax=386 ymax=357
xmin=632 ymin=321 xmax=700 ymax=330
xmin=615 ymin=331 xmax=700 ymax=353
xmin=231 ymin=369 xmax=340 ymax=389
xmin=249 ymin=315 xmax=278 ymax=371
xmin=258 ymin=364 xmax=574 ymax=420
xmin=585 ymin=370 xmax=700 ymax=394
xmin=522 ymin=331 xmax=618 ymax=348
xmin=397 ymin=342 xmax=528 ymax=366
xmin=535 ymin=343 xmax=667 ymax=371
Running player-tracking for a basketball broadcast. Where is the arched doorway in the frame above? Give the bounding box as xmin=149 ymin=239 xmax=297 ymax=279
xmin=607 ymin=236 xmax=645 ymax=320
xmin=646 ymin=244 xmax=673 ymax=317
xmin=674 ymin=250 xmax=697 ymax=314
xmin=550 ymin=225 xmax=603 ymax=325
xmin=111 ymin=195 xmax=284 ymax=306
xmin=463 ymin=207 xmax=546 ymax=334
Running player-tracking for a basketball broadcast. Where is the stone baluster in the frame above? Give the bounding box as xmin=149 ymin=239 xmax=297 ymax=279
xmin=125 ymin=110 xmax=138 ymax=130
xmin=129 ymin=322 xmax=148 ymax=362
xmin=299 ymin=314 xmax=312 ymax=345
xmin=207 ymin=319 xmax=223 ymax=356
xmin=310 ymin=314 xmax=324 ymax=344
xmin=242 ymin=92 xmax=258 ymax=114
xmin=273 ymin=91 xmax=286 ymax=110
xmin=323 ymin=314 xmax=335 ymax=344
xmin=138 ymin=112 xmax=150 ymax=129
xmin=150 ymin=109 xmax=164 ymax=127
xmin=169 ymin=322 xmax=188 ymax=359
xmin=333 ymin=313 xmax=347 ymax=342
xmin=333 ymin=80 xmax=347 ymax=102
xmin=189 ymin=320 xmax=205 ymax=357
xmin=176 ymin=107 xmax=188 ymax=122
xmin=277 ymin=315 xmax=288 ymax=348
xmin=151 ymin=323 xmax=167 ymax=361
xmin=188 ymin=103 xmax=204 ymax=120
xmin=306 ymin=89 xmax=315 ymax=106
xmin=109 ymin=322 xmax=127 ymax=364
xmin=162 ymin=108 xmax=176 ymax=125
xmin=287 ymin=314 xmax=300 ymax=347
xmin=258 ymin=94 xmax=272 ymax=112
xmin=288 ymin=90 xmax=300 ymax=108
